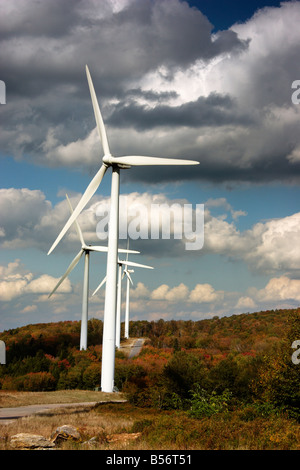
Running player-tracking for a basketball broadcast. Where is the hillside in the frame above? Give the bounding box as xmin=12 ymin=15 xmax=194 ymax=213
xmin=0 ymin=308 xmax=299 ymax=425
xmin=0 ymin=308 xmax=292 ymax=357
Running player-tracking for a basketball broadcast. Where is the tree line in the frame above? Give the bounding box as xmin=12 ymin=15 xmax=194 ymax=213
xmin=0 ymin=308 xmax=300 ymax=421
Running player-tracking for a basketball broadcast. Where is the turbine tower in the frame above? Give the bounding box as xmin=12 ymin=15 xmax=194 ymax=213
xmin=92 ymin=257 xmax=153 ymax=348
xmin=48 ymin=194 xmax=138 ymax=350
xmin=121 ymin=240 xmax=151 ymax=340
xmin=48 ymin=65 xmax=199 ymax=392
xmin=123 ymin=265 xmax=134 ymax=340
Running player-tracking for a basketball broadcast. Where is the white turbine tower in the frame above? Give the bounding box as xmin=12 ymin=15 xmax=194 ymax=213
xmin=48 ymin=194 xmax=138 ymax=351
xmin=92 ymin=257 xmax=153 ymax=348
xmin=123 ymin=264 xmax=134 ymax=340
xmin=121 ymin=240 xmax=149 ymax=340
xmin=48 ymin=65 xmax=199 ymax=392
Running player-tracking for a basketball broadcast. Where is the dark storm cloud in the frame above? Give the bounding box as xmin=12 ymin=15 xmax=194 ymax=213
xmin=107 ymin=93 xmax=254 ymax=129
xmin=1 ymin=0 xmax=300 ymax=185
xmin=0 ymin=0 xmax=248 ymax=99
xmin=0 ymin=0 xmax=82 ymax=39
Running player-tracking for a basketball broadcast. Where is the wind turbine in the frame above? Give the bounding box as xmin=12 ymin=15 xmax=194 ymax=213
xmin=48 ymin=65 xmax=199 ymax=392
xmin=123 ymin=264 xmax=134 ymax=340
xmin=121 ymin=240 xmax=145 ymax=340
xmin=92 ymin=257 xmax=153 ymax=348
xmin=48 ymin=194 xmax=138 ymax=351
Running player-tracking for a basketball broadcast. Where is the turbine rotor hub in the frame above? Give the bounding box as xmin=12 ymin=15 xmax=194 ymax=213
xmin=102 ymin=155 xmax=131 ymax=169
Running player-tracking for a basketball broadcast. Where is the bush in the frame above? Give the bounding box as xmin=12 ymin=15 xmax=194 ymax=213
xmin=22 ymin=371 xmax=56 ymax=391
xmin=82 ymin=363 xmax=102 ymax=389
xmin=1 ymin=376 xmax=23 ymax=391
xmin=188 ymin=386 xmax=232 ymax=418
xmin=62 ymin=366 xmax=83 ymax=389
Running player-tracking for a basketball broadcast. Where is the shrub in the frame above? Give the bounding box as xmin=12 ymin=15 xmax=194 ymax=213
xmin=82 ymin=363 xmax=102 ymax=389
xmin=188 ymin=386 xmax=232 ymax=418
xmin=1 ymin=376 xmax=23 ymax=391
xmin=22 ymin=372 xmax=56 ymax=391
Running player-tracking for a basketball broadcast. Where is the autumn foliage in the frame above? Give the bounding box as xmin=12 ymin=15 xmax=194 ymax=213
xmin=0 ymin=308 xmax=300 ymax=424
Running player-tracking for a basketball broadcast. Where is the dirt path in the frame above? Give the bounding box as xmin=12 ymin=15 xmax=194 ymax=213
xmin=119 ymin=337 xmax=147 ymax=357
xmin=0 ymin=402 xmax=98 ymax=425
xmin=0 ymin=398 xmax=129 ymax=425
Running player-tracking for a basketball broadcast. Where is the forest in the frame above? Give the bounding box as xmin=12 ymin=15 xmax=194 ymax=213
xmin=0 ymin=308 xmax=300 ymax=424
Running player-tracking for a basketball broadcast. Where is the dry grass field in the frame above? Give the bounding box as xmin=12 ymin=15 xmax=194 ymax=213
xmin=0 ymin=390 xmax=137 ymax=450
xmin=1 ymin=390 xmax=300 ymax=450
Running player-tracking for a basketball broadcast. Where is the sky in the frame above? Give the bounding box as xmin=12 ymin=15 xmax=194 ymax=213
xmin=1 ymin=0 xmax=300 ymax=331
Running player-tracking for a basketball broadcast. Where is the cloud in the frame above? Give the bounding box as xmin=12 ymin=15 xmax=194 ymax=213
xmin=4 ymin=0 xmax=300 ymax=186
xmin=234 ymin=296 xmax=257 ymax=311
xmin=149 ymin=281 xmax=223 ymax=305
xmin=151 ymin=284 xmax=170 ymax=300
xmin=244 ymin=213 xmax=300 ymax=274
xmin=256 ymin=276 xmax=300 ymax=303
xmin=0 ymin=188 xmax=51 ymax=249
xmin=129 ymin=282 xmax=151 ymax=300
xmin=0 ymin=259 xmax=72 ymax=302
xmin=41 ymin=127 xmax=100 ymax=168
xmin=123 ymin=275 xmax=300 ymax=321
xmin=189 ymin=283 xmax=224 ymax=303
xmin=1 ymin=187 xmax=300 ymax=277
xmin=20 ymin=305 xmax=38 ymax=314
xmin=0 ymin=188 xmax=104 ymax=252
xmin=107 ymin=93 xmax=253 ymax=130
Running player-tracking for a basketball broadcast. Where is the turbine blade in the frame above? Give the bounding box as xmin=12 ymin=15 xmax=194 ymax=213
xmin=92 ymin=275 xmax=107 ymax=296
xmin=48 ymin=164 xmax=107 ymax=255
xmin=109 ymin=156 xmax=199 ymax=166
xmin=126 ymin=238 xmax=129 ymax=262
xmin=66 ymin=194 xmax=85 ymax=247
xmin=48 ymin=249 xmax=84 ymax=298
xmin=118 ymin=248 xmax=140 ymax=254
xmin=87 ymin=246 xmax=139 ymax=254
xmin=125 ymin=270 xmax=134 ymax=286
xmin=119 ymin=259 xmax=153 ymax=269
xmin=87 ymin=246 xmax=109 ymax=253
xmin=86 ymin=65 xmax=111 ymax=156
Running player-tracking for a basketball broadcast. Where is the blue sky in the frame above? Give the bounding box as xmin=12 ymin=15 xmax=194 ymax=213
xmin=1 ymin=0 xmax=300 ymax=331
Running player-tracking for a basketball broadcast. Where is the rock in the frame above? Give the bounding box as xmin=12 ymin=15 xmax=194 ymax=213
xmin=10 ymin=433 xmax=55 ymax=449
xmin=82 ymin=436 xmax=99 ymax=449
xmin=50 ymin=425 xmax=81 ymax=445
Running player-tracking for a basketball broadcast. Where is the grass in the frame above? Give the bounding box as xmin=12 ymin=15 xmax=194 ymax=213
xmin=0 ymin=389 xmax=124 ymax=407
xmin=1 ymin=391 xmax=300 ymax=450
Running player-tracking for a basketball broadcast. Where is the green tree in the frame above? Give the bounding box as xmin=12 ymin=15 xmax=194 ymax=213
xmin=82 ymin=363 xmax=102 ymax=389
xmin=255 ymin=310 xmax=300 ymax=420
xmin=163 ymin=351 xmax=208 ymax=401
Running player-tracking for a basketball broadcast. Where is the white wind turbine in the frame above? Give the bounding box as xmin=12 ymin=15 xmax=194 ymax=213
xmin=48 ymin=65 xmax=199 ymax=392
xmin=48 ymin=194 xmax=138 ymax=351
xmin=123 ymin=264 xmax=134 ymax=340
xmin=121 ymin=240 xmax=147 ymax=341
xmin=92 ymin=256 xmax=153 ymax=348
